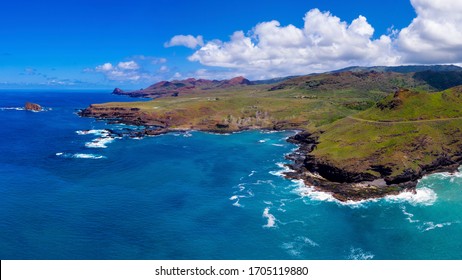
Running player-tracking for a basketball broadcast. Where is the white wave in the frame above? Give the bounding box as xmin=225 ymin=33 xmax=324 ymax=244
xmin=262 ymin=207 xmax=277 ymax=228
xmin=73 ymin=153 xmax=105 ymax=159
xmin=56 ymin=152 xmax=105 ymax=159
xmin=269 ymin=162 xmax=292 ymax=177
xmin=385 ymin=187 xmax=437 ymax=206
xmin=298 ymin=236 xmax=319 ymax=247
xmin=281 ymin=243 xmax=302 ymax=257
xmin=85 ymin=137 xmax=116 ymax=148
xmin=420 ymin=221 xmax=457 ymax=232
xmin=272 ymin=144 xmax=284 ymax=147
xmin=236 ymin=183 xmax=246 ymax=191
xmin=281 ymin=236 xmax=319 ymax=257
xmin=348 ymin=247 xmax=374 ymax=260
xmin=259 ymin=138 xmax=270 ymax=143
xmin=232 ymin=200 xmax=243 ymax=208
xmin=0 ymin=107 xmax=25 ymax=111
xmin=1 ymin=107 xmax=51 ymax=112
xmin=295 ymin=179 xmax=437 ymax=207
xmin=76 ymin=129 xmax=110 ymax=136
xmin=248 ymin=170 xmax=256 ymax=177
xmin=294 ymin=181 xmax=338 ymax=203
xmin=229 ymin=195 xmax=244 ymax=207
xmin=400 ymin=206 xmax=420 ymax=223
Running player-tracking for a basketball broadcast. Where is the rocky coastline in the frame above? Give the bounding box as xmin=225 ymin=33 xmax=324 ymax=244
xmin=78 ymin=105 xmax=460 ymax=202
xmin=285 ymin=132 xmax=462 ymax=201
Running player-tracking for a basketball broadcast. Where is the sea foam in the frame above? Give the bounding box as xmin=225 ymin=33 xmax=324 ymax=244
xmin=0 ymin=107 xmax=25 ymax=111
xmin=56 ymin=152 xmax=106 ymax=159
xmin=347 ymin=247 xmax=374 ymax=260
xmin=384 ymin=187 xmax=437 ymax=206
xmin=420 ymin=221 xmax=458 ymax=232
xmin=85 ymin=137 xmax=116 ymax=148
xmin=295 ymin=180 xmax=438 ymax=207
xmin=76 ymin=129 xmax=110 ymax=136
xmin=262 ymin=207 xmax=277 ymax=228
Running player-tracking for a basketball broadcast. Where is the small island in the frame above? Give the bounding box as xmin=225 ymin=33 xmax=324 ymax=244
xmin=80 ymin=65 xmax=462 ymax=201
xmin=25 ymin=102 xmax=42 ymax=112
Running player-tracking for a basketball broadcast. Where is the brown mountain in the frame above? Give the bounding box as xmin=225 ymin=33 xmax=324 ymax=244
xmin=113 ymin=76 xmax=252 ymax=98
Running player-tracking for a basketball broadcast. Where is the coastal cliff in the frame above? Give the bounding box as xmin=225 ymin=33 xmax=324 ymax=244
xmin=80 ymin=68 xmax=462 ymax=201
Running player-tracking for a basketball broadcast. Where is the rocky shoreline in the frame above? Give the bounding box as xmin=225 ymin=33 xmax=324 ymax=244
xmin=285 ymin=132 xmax=462 ymax=201
xmin=79 ymin=105 xmax=462 ymax=202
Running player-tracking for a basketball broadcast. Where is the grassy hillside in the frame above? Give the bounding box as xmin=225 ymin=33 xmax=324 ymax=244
xmin=86 ymin=70 xmax=440 ymax=132
xmin=312 ymin=86 xmax=462 ymax=179
xmin=82 ymin=70 xmax=462 ymax=200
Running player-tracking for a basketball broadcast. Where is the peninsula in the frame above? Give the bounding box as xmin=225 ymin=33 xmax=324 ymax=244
xmin=80 ymin=65 xmax=462 ymax=201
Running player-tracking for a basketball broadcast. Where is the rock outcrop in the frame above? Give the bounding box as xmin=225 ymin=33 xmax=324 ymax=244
xmin=24 ymin=102 xmax=42 ymax=111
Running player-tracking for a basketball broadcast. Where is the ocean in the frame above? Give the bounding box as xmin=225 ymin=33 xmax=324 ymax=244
xmin=0 ymin=90 xmax=461 ymax=260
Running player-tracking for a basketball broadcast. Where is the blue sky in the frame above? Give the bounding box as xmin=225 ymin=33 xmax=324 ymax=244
xmin=1 ymin=0 xmax=461 ymax=89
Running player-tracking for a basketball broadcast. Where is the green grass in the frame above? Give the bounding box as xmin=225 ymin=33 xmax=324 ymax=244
xmin=312 ymin=87 xmax=462 ymax=177
xmin=86 ymin=77 xmax=462 ymax=181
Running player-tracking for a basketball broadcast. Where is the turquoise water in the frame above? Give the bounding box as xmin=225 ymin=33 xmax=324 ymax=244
xmin=0 ymin=91 xmax=461 ymax=259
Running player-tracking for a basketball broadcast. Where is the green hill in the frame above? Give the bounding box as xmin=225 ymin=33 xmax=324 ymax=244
xmin=305 ymin=86 xmax=462 ymax=198
xmin=80 ymin=67 xmax=462 ymax=201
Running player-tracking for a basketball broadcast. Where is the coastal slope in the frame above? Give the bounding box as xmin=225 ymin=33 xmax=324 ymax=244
xmin=287 ymin=87 xmax=462 ymax=200
xmin=80 ymin=67 xmax=462 ymax=201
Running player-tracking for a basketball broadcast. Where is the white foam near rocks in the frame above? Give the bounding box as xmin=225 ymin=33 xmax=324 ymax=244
xmin=384 ymin=187 xmax=437 ymax=206
xmin=294 ymin=179 xmax=438 ymax=207
xmin=0 ymin=107 xmax=25 ymax=111
xmin=76 ymin=129 xmax=110 ymax=136
xmin=85 ymin=137 xmax=116 ymax=149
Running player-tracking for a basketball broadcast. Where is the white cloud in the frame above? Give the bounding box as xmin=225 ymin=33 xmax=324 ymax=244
xmin=95 ymin=61 xmax=144 ymax=82
xmin=396 ymin=0 xmax=462 ymax=63
xmin=117 ymin=61 xmax=139 ymax=70
xmin=188 ymin=9 xmax=400 ymax=79
xmin=165 ymin=35 xmax=204 ymax=49
xmin=172 ymin=72 xmax=182 ymax=79
xmin=131 ymin=55 xmax=167 ymax=64
xmin=93 ymin=57 xmax=173 ymax=84
xmin=95 ymin=63 xmax=113 ymax=71
xmin=159 ymin=65 xmax=169 ymax=73
xmin=170 ymin=0 xmax=462 ymax=79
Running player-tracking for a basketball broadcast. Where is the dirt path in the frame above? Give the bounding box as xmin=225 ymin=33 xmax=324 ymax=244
xmin=347 ymin=116 xmax=462 ymax=124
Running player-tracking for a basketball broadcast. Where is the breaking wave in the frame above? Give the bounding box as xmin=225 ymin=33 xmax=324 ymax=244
xmin=56 ymin=152 xmax=106 ymax=159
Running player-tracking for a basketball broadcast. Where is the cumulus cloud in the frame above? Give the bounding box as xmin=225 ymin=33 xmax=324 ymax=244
xmin=93 ymin=57 xmax=172 ymax=84
xmin=161 ymin=0 xmax=460 ymax=79
xmin=188 ymin=9 xmax=400 ymax=79
xmin=165 ymin=35 xmax=204 ymax=49
xmin=117 ymin=61 xmax=139 ymax=70
xmin=396 ymin=0 xmax=462 ymax=63
xmin=95 ymin=61 xmax=143 ymax=82
xmin=95 ymin=63 xmax=113 ymax=71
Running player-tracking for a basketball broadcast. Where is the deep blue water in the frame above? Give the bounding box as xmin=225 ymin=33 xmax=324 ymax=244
xmin=0 ymin=91 xmax=461 ymax=260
